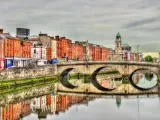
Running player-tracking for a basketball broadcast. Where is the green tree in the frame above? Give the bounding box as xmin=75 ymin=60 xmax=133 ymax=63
xmin=144 ymin=55 xmax=153 ymax=62
xmin=144 ymin=72 xmax=154 ymax=81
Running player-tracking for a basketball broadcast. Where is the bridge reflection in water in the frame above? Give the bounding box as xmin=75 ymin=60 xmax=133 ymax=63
xmin=0 ymin=69 xmax=159 ymax=120
xmin=60 ymin=68 xmax=159 ymax=92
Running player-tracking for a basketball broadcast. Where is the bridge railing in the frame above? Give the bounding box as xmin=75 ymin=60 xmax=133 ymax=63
xmin=56 ymin=60 xmax=159 ymax=66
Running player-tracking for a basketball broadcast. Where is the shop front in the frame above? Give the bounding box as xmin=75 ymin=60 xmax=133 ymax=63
xmin=13 ymin=58 xmax=31 ymax=67
xmin=5 ymin=58 xmax=14 ymax=68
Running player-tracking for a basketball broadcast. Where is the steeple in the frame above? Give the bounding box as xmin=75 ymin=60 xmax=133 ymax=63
xmin=116 ymin=32 xmax=121 ymax=39
xmin=115 ymin=32 xmax=122 ymax=53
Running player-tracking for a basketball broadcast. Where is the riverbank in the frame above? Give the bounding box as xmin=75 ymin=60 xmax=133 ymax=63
xmin=0 ymin=75 xmax=58 ymax=91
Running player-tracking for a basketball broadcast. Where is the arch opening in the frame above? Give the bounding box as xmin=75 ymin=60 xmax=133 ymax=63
xmin=129 ymin=68 xmax=158 ymax=90
xmin=91 ymin=66 xmax=121 ymax=91
xmin=60 ymin=68 xmax=83 ymax=89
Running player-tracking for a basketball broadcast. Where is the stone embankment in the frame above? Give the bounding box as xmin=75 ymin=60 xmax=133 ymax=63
xmin=0 ymin=65 xmax=57 ymax=80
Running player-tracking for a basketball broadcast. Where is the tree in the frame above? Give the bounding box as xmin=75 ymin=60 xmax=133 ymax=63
xmin=144 ymin=55 xmax=153 ymax=62
xmin=144 ymin=72 xmax=154 ymax=81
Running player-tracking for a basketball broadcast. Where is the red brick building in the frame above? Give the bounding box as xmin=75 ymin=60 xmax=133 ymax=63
xmin=55 ymin=36 xmax=72 ymax=60
xmin=46 ymin=47 xmax=52 ymax=60
xmin=102 ymin=47 xmax=109 ymax=60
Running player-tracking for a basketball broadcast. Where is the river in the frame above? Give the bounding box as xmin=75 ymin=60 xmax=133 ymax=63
xmin=0 ymin=69 xmax=160 ymax=120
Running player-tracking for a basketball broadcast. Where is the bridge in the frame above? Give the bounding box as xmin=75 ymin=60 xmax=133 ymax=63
xmin=0 ymin=61 xmax=159 ymax=83
xmin=56 ymin=61 xmax=160 ymax=75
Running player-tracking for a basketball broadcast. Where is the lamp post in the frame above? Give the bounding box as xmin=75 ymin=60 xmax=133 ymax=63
xmin=159 ymin=52 xmax=160 ymax=64
xmin=137 ymin=45 xmax=140 ymax=61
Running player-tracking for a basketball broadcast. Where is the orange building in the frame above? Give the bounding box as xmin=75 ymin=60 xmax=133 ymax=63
xmin=2 ymin=103 xmax=21 ymax=120
xmin=56 ymin=36 xmax=72 ymax=60
xmin=21 ymin=41 xmax=32 ymax=58
xmin=46 ymin=95 xmax=52 ymax=106
xmin=46 ymin=47 xmax=52 ymax=60
xmin=0 ymin=32 xmax=32 ymax=68
xmin=4 ymin=37 xmax=21 ymax=58
xmin=102 ymin=47 xmax=109 ymax=60
xmin=21 ymin=100 xmax=31 ymax=117
xmin=2 ymin=104 xmax=13 ymax=120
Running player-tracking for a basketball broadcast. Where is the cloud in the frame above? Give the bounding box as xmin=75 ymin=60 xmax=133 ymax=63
xmin=0 ymin=0 xmax=160 ymax=52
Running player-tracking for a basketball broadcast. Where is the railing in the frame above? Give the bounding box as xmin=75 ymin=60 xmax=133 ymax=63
xmin=56 ymin=60 xmax=159 ymax=66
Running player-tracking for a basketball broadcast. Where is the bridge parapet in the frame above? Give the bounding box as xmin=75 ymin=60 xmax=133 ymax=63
xmin=57 ymin=61 xmax=159 ymax=67
xmin=56 ymin=61 xmax=160 ymax=76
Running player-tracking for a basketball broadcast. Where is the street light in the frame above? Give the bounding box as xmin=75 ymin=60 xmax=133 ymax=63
xmin=159 ymin=52 xmax=160 ymax=64
xmin=137 ymin=45 xmax=140 ymax=62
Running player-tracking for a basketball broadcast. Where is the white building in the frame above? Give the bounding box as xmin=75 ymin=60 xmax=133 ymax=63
xmin=51 ymin=37 xmax=57 ymax=58
xmin=27 ymin=39 xmax=48 ymax=65
xmin=51 ymin=95 xmax=57 ymax=114
xmin=0 ymin=107 xmax=2 ymax=120
xmin=31 ymin=96 xmax=47 ymax=112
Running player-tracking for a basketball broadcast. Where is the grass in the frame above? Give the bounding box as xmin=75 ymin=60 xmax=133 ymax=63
xmin=0 ymin=75 xmax=58 ymax=88
xmin=0 ymin=80 xmax=57 ymax=95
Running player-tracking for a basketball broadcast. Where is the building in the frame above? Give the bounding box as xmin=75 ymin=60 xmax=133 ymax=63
xmin=108 ymin=48 xmax=115 ymax=61
xmin=16 ymin=28 xmax=30 ymax=40
xmin=2 ymin=103 xmax=21 ymax=120
xmin=51 ymin=37 xmax=57 ymax=58
xmin=31 ymin=96 xmax=47 ymax=112
xmin=21 ymin=100 xmax=31 ymax=117
xmin=56 ymin=36 xmax=72 ymax=60
xmin=51 ymin=95 xmax=57 ymax=114
xmin=46 ymin=47 xmax=52 ymax=61
xmin=39 ymin=33 xmax=52 ymax=61
xmin=30 ymin=40 xmax=47 ymax=65
xmin=75 ymin=40 xmax=90 ymax=60
xmin=102 ymin=47 xmax=109 ymax=60
xmin=0 ymin=107 xmax=3 ymax=120
xmin=75 ymin=43 xmax=84 ymax=60
xmin=0 ymin=31 xmax=32 ymax=68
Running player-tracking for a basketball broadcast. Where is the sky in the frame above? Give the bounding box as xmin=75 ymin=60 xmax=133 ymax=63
xmin=0 ymin=0 xmax=160 ymax=52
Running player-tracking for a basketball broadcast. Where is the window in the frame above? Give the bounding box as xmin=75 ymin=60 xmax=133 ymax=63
xmin=34 ymin=49 xmax=36 ymax=53
xmin=33 ymin=101 xmax=36 ymax=105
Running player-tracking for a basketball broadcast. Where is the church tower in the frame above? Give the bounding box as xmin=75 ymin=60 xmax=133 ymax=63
xmin=115 ymin=32 xmax=122 ymax=53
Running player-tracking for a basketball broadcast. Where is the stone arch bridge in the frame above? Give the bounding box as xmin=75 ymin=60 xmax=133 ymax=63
xmin=0 ymin=61 xmax=159 ymax=81
xmin=57 ymin=61 xmax=160 ymax=75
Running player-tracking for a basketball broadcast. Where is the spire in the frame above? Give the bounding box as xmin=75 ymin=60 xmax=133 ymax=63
xmin=116 ymin=32 xmax=121 ymax=37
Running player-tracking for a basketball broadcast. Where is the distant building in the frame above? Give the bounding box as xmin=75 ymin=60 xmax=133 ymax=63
xmin=51 ymin=37 xmax=57 ymax=58
xmin=55 ymin=36 xmax=72 ymax=60
xmin=75 ymin=40 xmax=89 ymax=60
xmin=16 ymin=28 xmax=30 ymax=40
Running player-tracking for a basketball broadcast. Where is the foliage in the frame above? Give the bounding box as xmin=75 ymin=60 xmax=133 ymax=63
xmin=144 ymin=55 xmax=153 ymax=62
xmin=144 ymin=72 xmax=154 ymax=81
xmin=158 ymin=76 xmax=160 ymax=82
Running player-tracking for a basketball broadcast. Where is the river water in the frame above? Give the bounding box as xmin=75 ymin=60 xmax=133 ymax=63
xmin=0 ymin=69 xmax=160 ymax=120
xmin=1 ymin=94 xmax=160 ymax=120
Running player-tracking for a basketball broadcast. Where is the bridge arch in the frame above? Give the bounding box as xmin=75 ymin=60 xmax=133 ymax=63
xmin=90 ymin=66 xmax=119 ymax=91
xmin=129 ymin=68 xmax=158 ymax=90
xmin=60 ymin=68 xmax=82 ymax=89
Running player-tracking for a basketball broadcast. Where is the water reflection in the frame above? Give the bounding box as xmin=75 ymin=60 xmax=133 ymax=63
xmin=131 ymin=70 xmax=158 ymax=90
xmin=1 ymin=94 xmax=160 ymax=120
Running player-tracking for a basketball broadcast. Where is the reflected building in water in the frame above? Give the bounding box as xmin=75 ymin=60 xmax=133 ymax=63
xmin=116 ymin=96 xmax=122 ymax=109
xmin=0 ymin=102 xmax=24 ymax=120
xmin=99 ymin=79 xmax=116 ymax=89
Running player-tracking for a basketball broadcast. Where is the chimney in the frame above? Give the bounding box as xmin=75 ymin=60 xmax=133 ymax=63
xmin=55 ymin=36 xmax=59 ymax=40
xmin=51 ymin=37 xmax=54 ymax=39
xmin=0 ymin=29 xmax=3 ymax=34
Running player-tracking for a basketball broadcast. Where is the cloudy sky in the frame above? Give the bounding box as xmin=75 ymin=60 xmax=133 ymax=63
xmin=0 ymin=0 xmax=160 ymax=52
